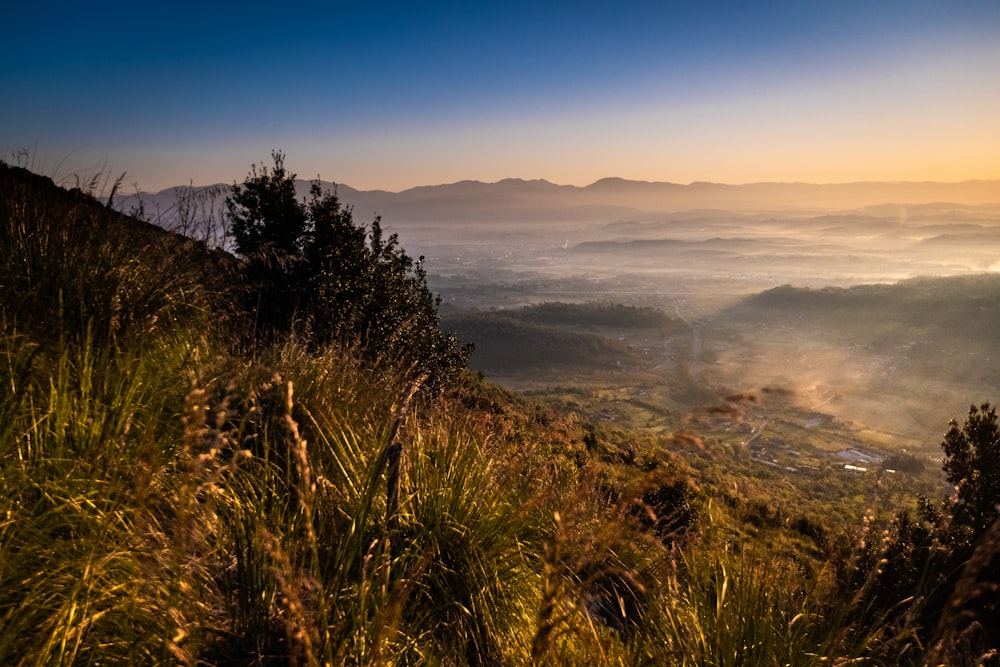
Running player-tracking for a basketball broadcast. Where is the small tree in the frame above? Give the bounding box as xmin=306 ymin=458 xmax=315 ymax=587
xmin=227 ymin=150 xmax=307 ymax=259
xmin=934 ymin=402 xmax=1000 ymax=660
xmin=225 ymin=151 xmax=310 ymax=333
xmin=225 ymin=153 xmax=470 ymax=383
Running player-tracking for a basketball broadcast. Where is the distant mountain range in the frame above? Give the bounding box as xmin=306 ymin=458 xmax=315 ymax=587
xmin=115 ymin=177 xmax=1000 ymax=228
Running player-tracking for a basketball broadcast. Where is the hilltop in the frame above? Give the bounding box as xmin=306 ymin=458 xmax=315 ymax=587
xmin=3 ymin=161 xmax=1000 ymax=665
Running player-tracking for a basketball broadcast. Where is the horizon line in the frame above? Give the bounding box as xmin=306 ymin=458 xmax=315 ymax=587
xmin=132 ymin=175 xmax=1000 ymax=196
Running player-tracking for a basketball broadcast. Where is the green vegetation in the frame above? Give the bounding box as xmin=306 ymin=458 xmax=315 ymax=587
xmin=226 ymin=151 xmax=470 ymax=385
xmin=444 ymin=302 xmax=684 ymax=380
xmin=728 ymin=276 xmax=1000 ymax=384
xmin=445 ymin=309 xmax=644 ymax=377
xmin=2 ymin=160 xmax=999 ymax=665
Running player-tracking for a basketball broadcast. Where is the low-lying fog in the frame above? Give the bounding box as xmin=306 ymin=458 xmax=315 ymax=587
xmin=125 ymin=178 xmax=1000 ymax=447
xmin=398 ymin=202 xmax=1000 ymax=309
xmin=383 ymin=193 xmax=1000 ymax=448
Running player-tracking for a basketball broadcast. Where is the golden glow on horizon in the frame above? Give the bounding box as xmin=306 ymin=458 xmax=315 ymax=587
xmin=10 ymin=2 xmax=1000 ymax=196
xmin=133 ymin=156 xmax=999 ymax=195
xmin=65 ymin=97 xmax=1000 ymax=193
xmin=267 ymin=48 xmax=1000 ymax=193
xmin=284 ymin=128 xmax=999 ymax=194
xmin=120 ymin=45 xmax=1000 ymax=195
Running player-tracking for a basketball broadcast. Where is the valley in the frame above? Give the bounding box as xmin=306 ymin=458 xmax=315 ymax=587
xmin=120 ymin=176 xmax=1000 ymax=504
xmin=393 ymin=196 xmax=1000 ymax=519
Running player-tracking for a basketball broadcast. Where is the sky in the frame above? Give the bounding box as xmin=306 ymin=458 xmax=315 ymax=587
xmin=2 ymin=1 xmax=999 ymax=193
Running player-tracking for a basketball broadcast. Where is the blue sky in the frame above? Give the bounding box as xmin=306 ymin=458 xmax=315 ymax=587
xmin=2 ymin=1 xmax=999 ymax=191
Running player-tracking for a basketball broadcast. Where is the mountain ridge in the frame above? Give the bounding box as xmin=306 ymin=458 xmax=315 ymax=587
xmin=138 ymin=176 xmax=1000 ymax=199
xmin=115 ymin=176 xmax=1000 ymax=231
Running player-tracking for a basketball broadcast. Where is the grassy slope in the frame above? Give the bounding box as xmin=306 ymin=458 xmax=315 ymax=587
xmin=0 ymin=163 xmax=992 ymax=665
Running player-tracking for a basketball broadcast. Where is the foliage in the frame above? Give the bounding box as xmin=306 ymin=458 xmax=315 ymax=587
xmin=225 ymin=151 xmax=470 ymax=384
xmin=227 ymin=151 xmax=309 ymax=259
xmin=943 ymin=402 xmax=1000 ymax=537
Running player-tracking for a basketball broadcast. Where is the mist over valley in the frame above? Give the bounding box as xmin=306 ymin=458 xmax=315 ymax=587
xmin=124 ymin=177 xmax=1000 ymax=453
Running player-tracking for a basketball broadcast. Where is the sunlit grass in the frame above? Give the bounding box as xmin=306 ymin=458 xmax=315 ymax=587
xmin=2 ymin=161 xmax=996 ymax=665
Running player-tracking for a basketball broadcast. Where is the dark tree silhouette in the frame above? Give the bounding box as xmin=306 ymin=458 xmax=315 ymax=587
xmin=227 ymin=150 xmax=307 ymax=259
xmin=225 ymin=151 xmax=310 ymax=332
xmin=225 ymin=152 xmax=470 ymax=383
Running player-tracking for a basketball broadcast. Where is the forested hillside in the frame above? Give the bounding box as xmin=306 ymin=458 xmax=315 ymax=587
xmin=700 ymin=276 xmax=1000 ymax=440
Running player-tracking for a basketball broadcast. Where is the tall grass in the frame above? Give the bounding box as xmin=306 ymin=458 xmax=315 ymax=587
xmin=210 ymin=342 xmax=548 ymax=665
xmin=641 ymin=522 xmax=825 ymax=666
xmin=0 ymin=162 xmax=227 ymax=663
xmin=0 ymin=318 xmax=220 ymax=663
